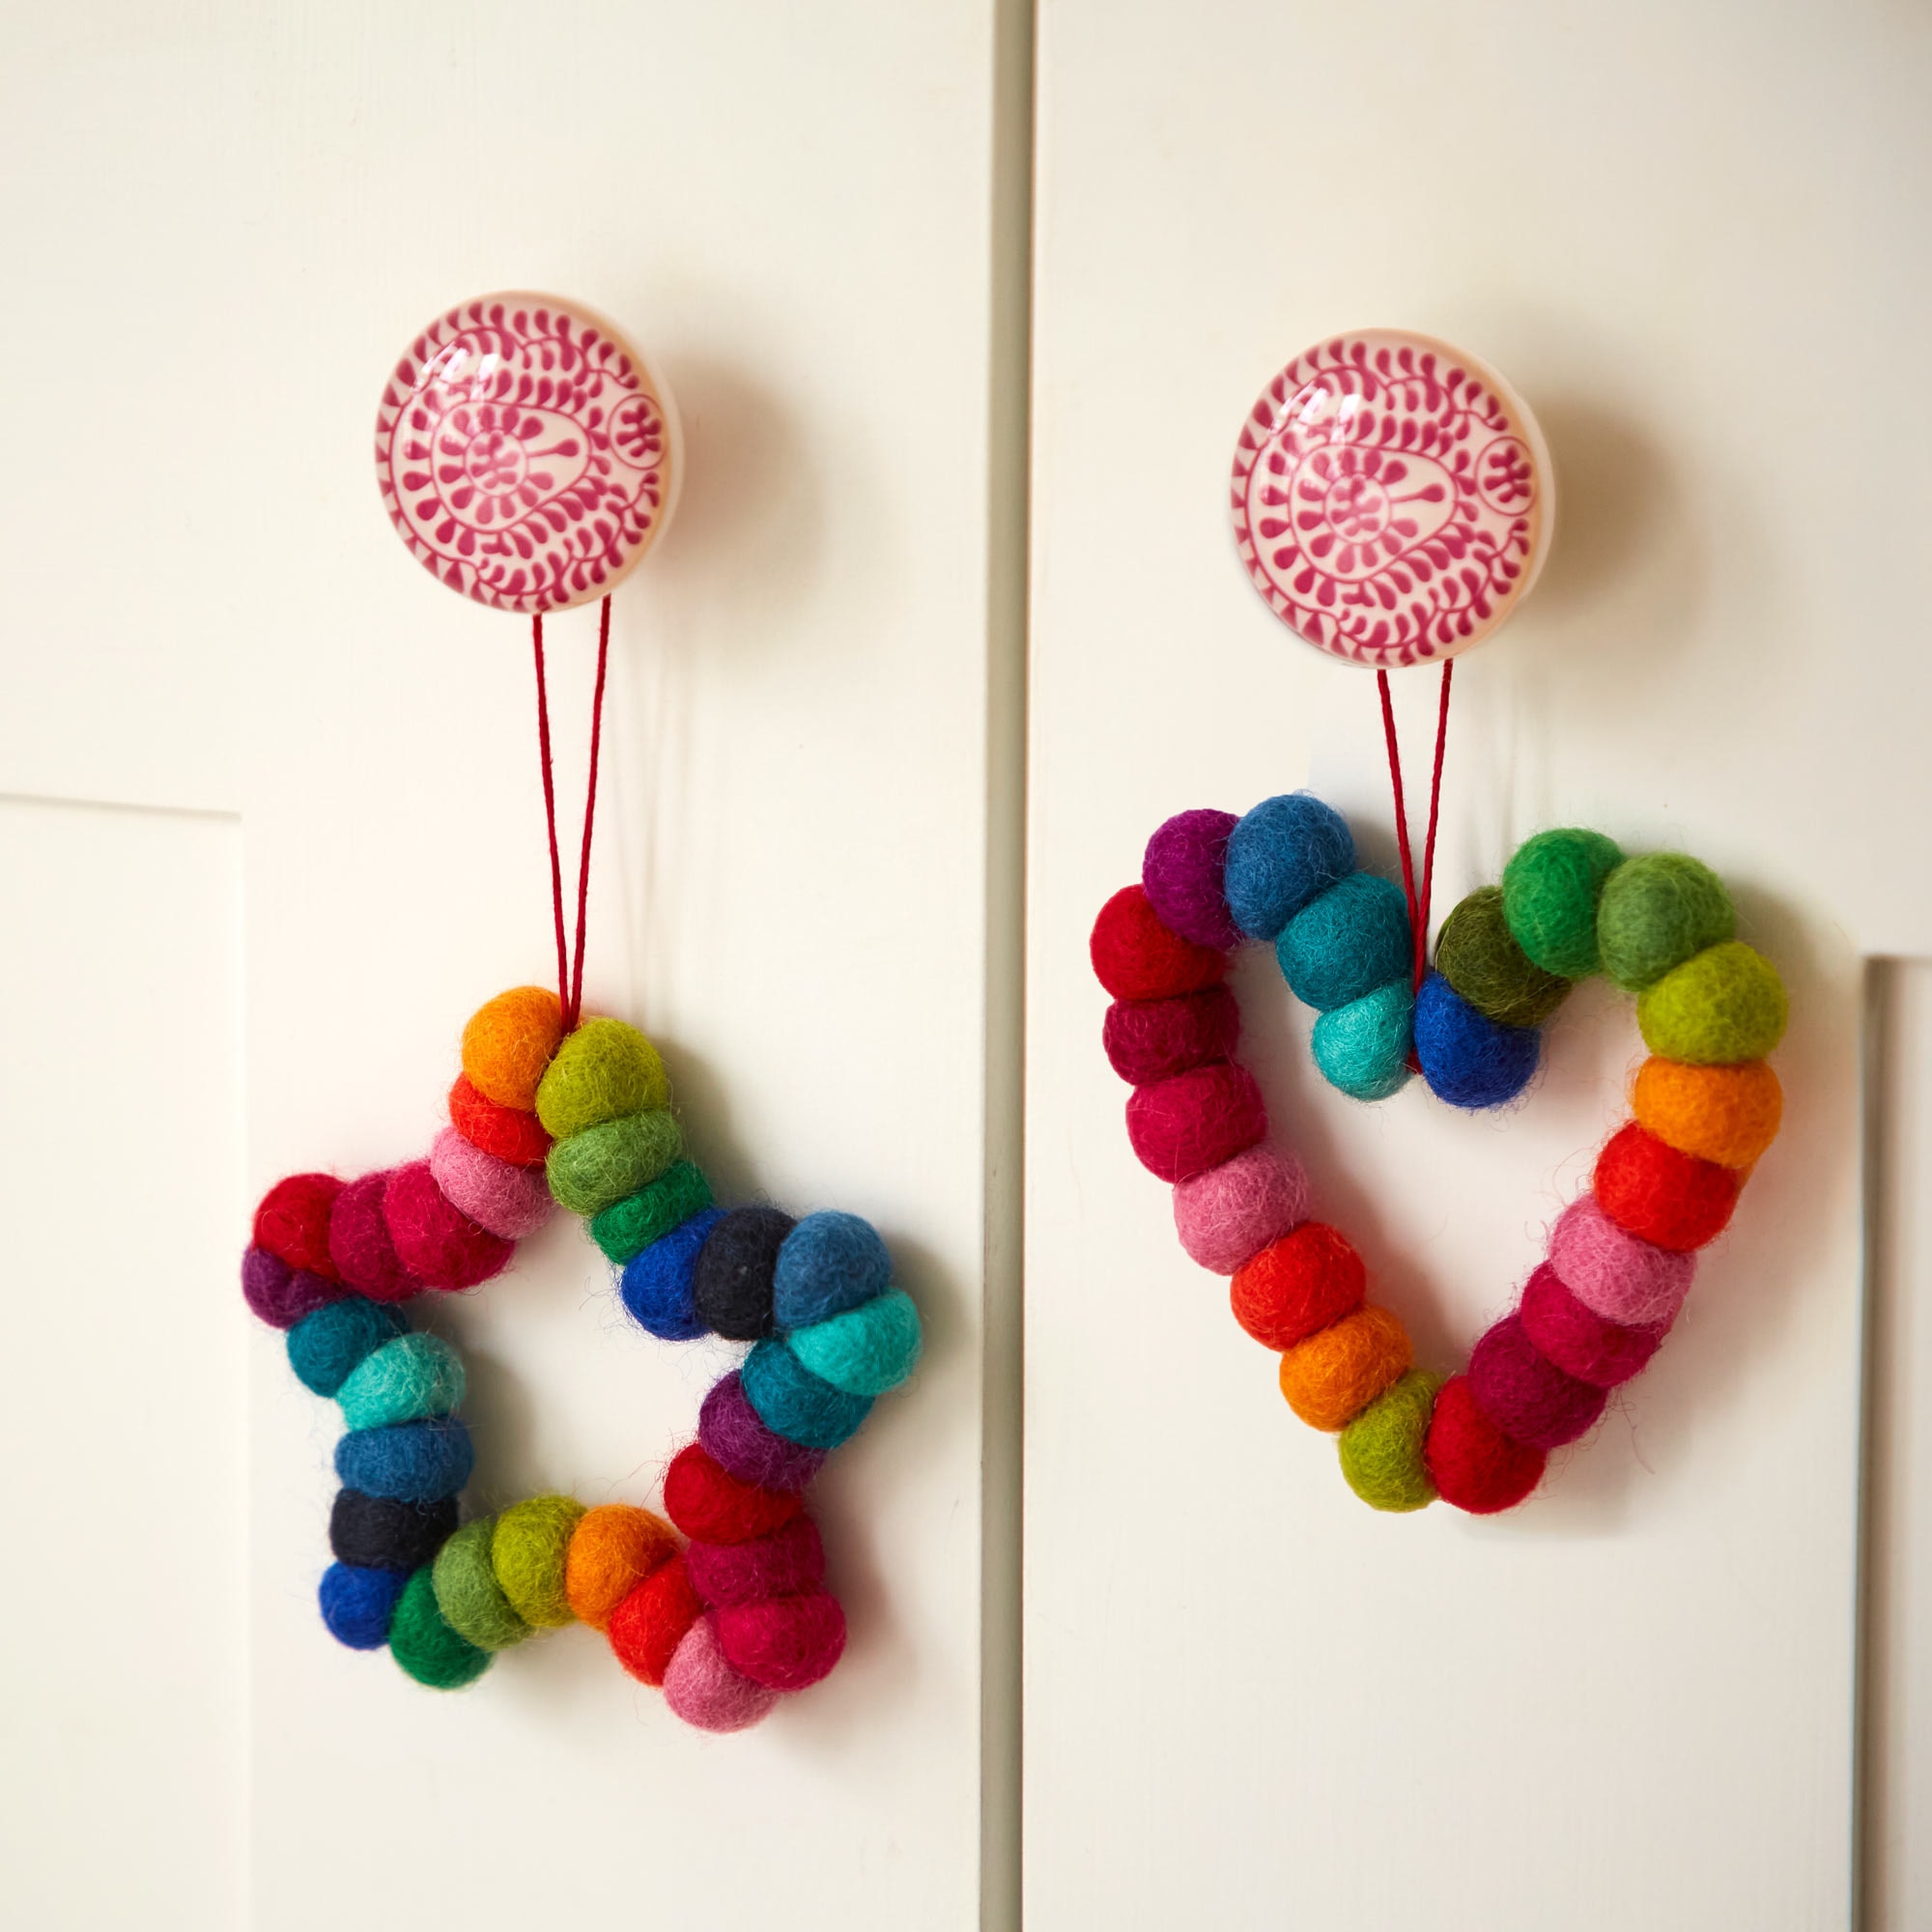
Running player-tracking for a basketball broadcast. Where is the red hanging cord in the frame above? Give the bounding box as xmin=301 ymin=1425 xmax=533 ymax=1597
xmin=1376 ymin=659 xmax=1456 ymax=992
xmin=568 ymin=594 xmax=612 ymax=1030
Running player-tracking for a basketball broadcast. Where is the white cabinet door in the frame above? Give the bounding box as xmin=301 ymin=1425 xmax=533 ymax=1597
xmin=1025 ymin=3 xmax=1931 ymax=1926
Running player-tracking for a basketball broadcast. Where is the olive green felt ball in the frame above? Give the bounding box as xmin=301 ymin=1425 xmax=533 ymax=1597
xmin=1500 ymin=829 xmax=1625 ymax=979
xmin=590 ymin=1159 xmax=714 ymax=1264
xmin=535 ymin=1018 xmax=670 ymax=1139
xmin=389 ymin=1566 xmax=492 ymax=1689
xmin=1434 ymin=887 xmax=1572 ymax=1030
xmin=1638 ymin=941 xmax=1788 ymax=1065
xmin=493 ymin=1495 xmax=587 ymax=1629
xmin=1338 ymin=1369 xmax=1443 ymax=1512
xmin=432 ymin=1518 xmax=532 ymax=1652
xmin=1598 ymin=853 xmax=1736 ymax=992
xmin=546 ymin=1110 xmax=684 ymax=1216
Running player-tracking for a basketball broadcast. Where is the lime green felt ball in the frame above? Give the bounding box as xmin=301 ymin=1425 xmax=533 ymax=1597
xmin=1338 ymin=1369 xmax=1443 ymax=1512
xmin=492 ymin=1495 xmax=587 ymax=1630
xmin=1637 ymin=941 xmax=1788 ymax=1065
xmin=535 ymin=1018 xmax=669 ymax=1139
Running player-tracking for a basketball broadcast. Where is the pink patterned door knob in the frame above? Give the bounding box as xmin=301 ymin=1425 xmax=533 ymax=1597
xmin=376 ymin=292 xmax=682 ymax=614
xmin=1231 ymin=329 xmax=1552 ymax=667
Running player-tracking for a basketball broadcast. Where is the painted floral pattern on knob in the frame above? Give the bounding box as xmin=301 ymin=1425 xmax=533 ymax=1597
xmin=1231 ymin=330 xmax=1551 ymax=667
xmin=376 ymin=293 xmax=678 ymax=614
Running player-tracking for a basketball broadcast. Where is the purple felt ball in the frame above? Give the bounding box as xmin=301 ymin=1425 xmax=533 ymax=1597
xmin=242 ymin=1245 xmax=343 ymax=1329
xmin=698 ymin=1370 xmax=828 ymax=1493
xmin=1142 ymin=810 xmax=1241 ymax=951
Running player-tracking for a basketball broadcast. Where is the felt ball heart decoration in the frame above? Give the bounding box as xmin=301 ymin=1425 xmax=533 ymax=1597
xmin=1095 ymin=798 xmax=1787 ymax=1514
xmin=245 ymin=987 xmax=923 ymax=1727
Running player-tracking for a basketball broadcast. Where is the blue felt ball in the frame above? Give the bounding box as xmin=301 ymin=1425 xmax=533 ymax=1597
xmin=1312 ymin=978 xmax=1415 ymax=1099
xmin=334 ymin=1417 xmax=474 ymax=1504
xmin=1276 ymin=872 xmax=1412 ymax=1011
xmin=772 ymin=1210 xmax=893 ymax=1332
xmin=1412 ymin=971 xmax=1541 ymax=1109
xmin=742 ymin=1338 xmax=875 ymax=1450
xmin=1223 ymin=794 xmax=1356 ymax=940
xmin=319 ymin=1561 xmax=408 ymax=1649
xmin=620 ymin=1207 xmax=725 ymax=1340
xmin=287 ymin=1299 xmax=407 ymax=1398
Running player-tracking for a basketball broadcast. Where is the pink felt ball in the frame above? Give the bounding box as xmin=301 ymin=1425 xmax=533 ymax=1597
xmin=1125 ymin=1063 xmax=1268 ymax=1183
xmin=1548 ymin=1192 xmax=1695 ymax=1327
xmin=661 ymin=1616 xmax=780 ymax=1732
xmin=428 ymin=1125 xmax=554 ymax=1240
xmin=1172 ymin=1144 xmax=1311 ymax=1274
xmin=1467 ymin=1312 xmax=1608 ymax=1450
xmin=1519 ymin=1262 xmax=1670 ymax=1389
xmin=1142 ymin=809 xmax=1242 ymax=950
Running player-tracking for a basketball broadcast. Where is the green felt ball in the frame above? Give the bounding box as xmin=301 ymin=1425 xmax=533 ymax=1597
xmin=1637 ymin=941 xmax=1788 ymax=1065
xmin=492 ymin=1495 xmax=586 ymax=1629
xmin=1598 ymin=853 xmax=1736 ymax=991
xmin=431 ymin=1518 xmax=531 ymax=1652
xmin=1500 ymin=829 xmax=1625 ymax=979
xmin=546 ymin=1110 xmax=684 ymax=1216
xmin=1338 ymin=1369 xmax=1443 ymax=1513
xmin=389 ymin=1566 xmax=492 ymax=1689
xmin=1434 ymin=887 xmax=1572 ymax=1029
xmin=535 ymin=1017 xmax=669 ymax=1139
xmin=590 ymin=1158 xmax=714 ymax=1264
xmin=1310 ymin=979 xmax=1414 ymax=1100
xmin=336 ymin=1333 xmax=465 ymax=1432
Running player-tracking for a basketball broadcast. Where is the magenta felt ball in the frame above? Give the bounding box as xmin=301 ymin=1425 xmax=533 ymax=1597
xmin=1548 ymin=1193 xmax=1695 ymax=1327
xmin=1519 ymin=1262 xmax=1670 ymax=1388
xmin=686 ymin=1517 xmax=827 ymax=1608
xmin=1102 ymin=985 xmax=1240 ymax=1085
xmin=662 ymin=1616 xmax=779 ymax=1733
xmin=715 ymin=1590 xmax=847 ymax=1691
xmin=1172 ymin=1144 xmax=1311 ymax=1274
xmin=1142 ymin=810 xmax=1241 ymax=950
xmin=327 ymin=1170 xmax=419 ymax=1302
xmin=1125 ymin=1063 xmax=1268 ymax=1183
xmin=383 ymin=1161 xmax=514 ymax=1292
xmin=1468 ymin=1313 xmax=1608 ymax=1450
xmin=428 ymin=1126 xmax=554 ymax=1240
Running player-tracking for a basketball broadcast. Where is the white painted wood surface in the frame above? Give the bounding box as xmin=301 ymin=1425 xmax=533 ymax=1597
xmin=1026 ymin=3 xmax=1931 ymax=1926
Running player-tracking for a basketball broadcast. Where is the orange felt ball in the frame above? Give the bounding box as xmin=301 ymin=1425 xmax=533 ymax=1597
xmin=461 ymin=985 xmax=565 ymax=1111
xmin=1231 ymin=1222 xmax=1365 ymax=1350
xmin=1278 ymin=1304 xmax=1413 ymax=1431
xmin=1632 ymin=1057 xmax=1782 ymax=1170
xmin=565 ymin=1504 xmax=680 ymax=1631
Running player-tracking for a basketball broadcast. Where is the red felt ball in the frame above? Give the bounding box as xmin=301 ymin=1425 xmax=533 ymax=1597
xmin=447 ymin=1075 xmax=553 ymax=1168
xmin=327 ymin=1169 xmax=420 ymax=1303
xmin=1102 ymin=985 xmax=1241 ymax=1085
xmin=1229 ymin=1222 xmax=1364 ymax=1350
xmin=1519 ymin=1262 xmax=1669 ymax=1388
xmin=1594 ymin=1122 xmax=1740 ymax=1253
xmin=1424 ymin=1373 xmax=1548 ymax=1514
xmin=663 ymin=1444 xmax=805 ymax=1545
xmin=1467 ymin=1313 xmax=1608 ymax=1450
xmin=607 ymin=1554 xmax=703 ymax=1688
xmin=1090 ymin=885 xmax=1228 ymax=1002
xmin=381 ymin=1160 xmax=513 ymax=1291
xmin=685 ymin=1516 xmax=827 ymax=1609
xmin=253 ymin=1173 xmax=344 ymax=1280
xmin=715 ymin=1590 xmax=847 ymax=1692
xmin=1124 ymin=1063 xmax=1267 ymax=1183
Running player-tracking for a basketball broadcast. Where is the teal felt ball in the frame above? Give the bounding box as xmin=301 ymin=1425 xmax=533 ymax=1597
xmin=1275 ymin=873 xmax=1411 ymax=1011
xmin=1311 ymin=979 xmax=1414 ymax=1099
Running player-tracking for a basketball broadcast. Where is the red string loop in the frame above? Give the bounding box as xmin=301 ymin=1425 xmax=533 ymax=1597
xmin=1376 ymin=660 xmax=1456 ymax=994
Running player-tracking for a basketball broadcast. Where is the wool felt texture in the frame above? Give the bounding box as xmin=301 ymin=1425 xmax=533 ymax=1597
xmin=1632 ymin=1056 xmax=1782 ymax=1170
xmin=429 ymin=1127 xmax=554 ymax=1239
xmin=1595 ymin=1122 xmax=1741 ymax=1252
xmin=242 ymin=1247 xmax=341 ymax=1329
xmin=1637 ymin=942 xmax=1789 ymax=1065
xmin=693 ymin=1207 xmax=794 ymax=1340
xmin=1142 ymin=809 xmax=1243 ymax=950
xmin=460 ymin=984 xmax=564 ymax=1110
xmin=1519 ymin=1263 xmax=1668 ymax=1389
xmin=1311 ymin=979 xmax=1415 ymax=1100
xmin=1500 ymin=828 xmax=1625 ymax=978
xmin=545 ymin=1108 xmax=683 ymax=1217
xmin=1231 ymin=1222 xmax=1366 ymax=1350
xmin=447 ymin=1074 xmax=553 ymax=1168
xmin=1103 ymin=985 xmax=1242 ymax=1086
xmin=1337 ymin=1370 xmax=1443 ymax=1513
xmin=698 ymin=1371 xmax=829 ymax=1493
xmin=1467 ymin=1313 xmax=1609 ymax=1450
xmin=788 ymin=1290 xmax=923 ymax=1397
xmin=1423 ymin=1375 xmax=1547 ymax=1514
xmin=1597 ymin=853 xmax=1735 ymax=992
xmin=493 ymin=1495 xmax=587 ymax=1628
xmin=1090 ymin=885 xmax=1229 ymax=1002
xmin=1172 ymin=1144 xmax=1311 ymax=1275
xmin=1413 ymin=971 xmax=1540 ymax=1109
xmin=1124 ymin=1062 xmax=1268 ymax=1182
xmin=1548 ymin=1194 xmax=1696 ymax=1327
xmin=1278 ymin=1305 xmax=1413 ymax=1431
xmin=388 ymin=1566 xmax=492 ymax=1690
xmin=742 ymin=1339 xmax=876 ymax=1451
xmin=686 ymin=1517 xmax=826 ymax=1608
xmin=663 ymin=1616 xmax=780 ymax=1732
xmin=590 ymin=1159 xmax=713 ymax=1264
xmin=1275 ymin=872 xmax=1413 ymax=1011
xmin=716 ymin=1590 xmax=847 ymax=1692
xmin=336 ymin=1333 xmax=466 ymax=1431
xmin=665 ymin=1443 xmax=806 ymax=1544
xmin=1224 ymin=792 xmax=1355 ymax=940
xmin=565 ymin=1505 xmax=679 ymax=1630
xmin=335 ymin=1417 xmax=475 ymax=1504
xmin=619 ymin=1208 xmax=726 ymax=1341
xmin=607 ymin=1554 xmax=704 ymax=1687
xmin=773 ymin=1212 xmax=895 ymax=1330
xmin=383 ymin=1161 xmax=513 ymax=1291
xmin=534 ymin=1016 xmax=670 ymax=1138
xmin=253 ymin=1172 xmax=343 ymax=1280
xmin=327 ymin=1171 xmax=418 ymax=1301
xmin=432 ymin=1519 xmax=533 ymax=1651
xmin=319 ymin=1562 xmax=407 ymax=1650
xmin=327 ymin=1489 xmax=459 ymax=1573
xmin=1434 ymin=886 xmax=1572 ymax=1029
xmin=288 ymin=1299 xmax=408 ymax=1397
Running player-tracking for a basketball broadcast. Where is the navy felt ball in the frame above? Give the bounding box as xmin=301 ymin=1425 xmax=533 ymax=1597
xmin=1223 ymin=794 xmax=1356 ymax=941
xmin=1275 ymin=873 xmax=1412 ymax=1011
xmin=334 ymin=1417 xmax=474 ymax=1503
xmin=620 ymin=1207 xmax=725 ymax=1341
xmin=773 ymin=1211 xmax=893 ymax=1331
xmin=319 ymin=1561 xmax=408 ymax=1649
xmin=1412 ymin=971 xmax=1541 ymax=1109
